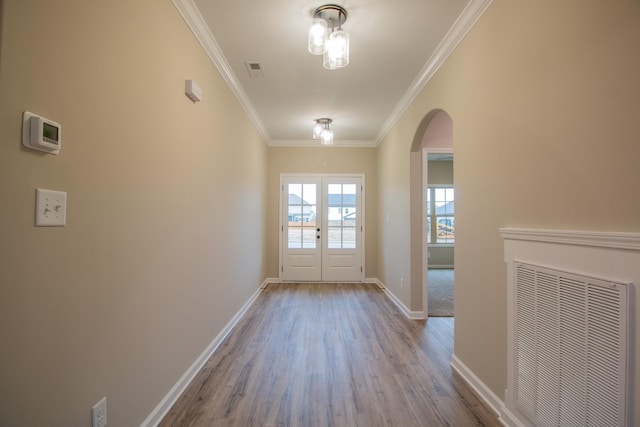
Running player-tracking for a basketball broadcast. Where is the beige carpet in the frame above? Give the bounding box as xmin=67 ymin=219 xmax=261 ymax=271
xmin=428 ymin=269 xmax=454 ymax=317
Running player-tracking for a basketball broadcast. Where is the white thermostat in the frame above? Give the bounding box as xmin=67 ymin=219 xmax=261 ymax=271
xmin=22 ymin=111 xmax=61 ymax=154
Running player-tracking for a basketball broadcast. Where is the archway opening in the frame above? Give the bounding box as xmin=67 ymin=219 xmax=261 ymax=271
xmin=409 ymin=109 xmax=453 ymax=318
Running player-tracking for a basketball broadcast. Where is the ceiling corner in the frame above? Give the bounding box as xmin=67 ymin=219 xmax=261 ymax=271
xmin=172 ymin=0 xmax=271 ymax=143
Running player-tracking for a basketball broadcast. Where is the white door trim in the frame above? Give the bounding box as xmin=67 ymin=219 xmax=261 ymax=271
xmin=422 ymin=148 xmax=453 ymax=315
xmin=279 ymin=173 xmax=365 ymax=282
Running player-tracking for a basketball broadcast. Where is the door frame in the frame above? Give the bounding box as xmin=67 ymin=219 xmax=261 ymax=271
xmin=279 ymin=173 xmax=365 ymax=282
xmin=422 ymin=147 xmax=454 ymax=315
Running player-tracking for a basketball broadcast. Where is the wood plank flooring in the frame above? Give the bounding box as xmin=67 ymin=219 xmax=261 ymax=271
xmin=159 ymin=283 xmax=500 ymax=427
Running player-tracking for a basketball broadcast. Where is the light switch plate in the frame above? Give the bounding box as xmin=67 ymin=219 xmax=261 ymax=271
xmin=35 ymin=188 xmax=66 ymax=226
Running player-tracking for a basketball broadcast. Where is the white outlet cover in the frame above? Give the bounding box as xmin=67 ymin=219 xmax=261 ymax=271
xmin=35 ymin=188 xmax=66 ymax=226
xmin=92 ymin=397 xmax=107 ymax=427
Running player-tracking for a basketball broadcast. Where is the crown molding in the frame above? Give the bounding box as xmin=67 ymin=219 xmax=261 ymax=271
xmin=172 ymin=0 xmax=271 ymax=143
xmin=173 ymin=0 xmax=493 ymax=148
xmin=375 ymin=0 xmax=494 ymax=145
xmin=268 ymin=139 xmax=377 ymax=148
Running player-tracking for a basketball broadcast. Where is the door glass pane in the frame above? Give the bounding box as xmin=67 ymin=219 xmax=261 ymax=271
xmin=288 ymin=228 xmax=301 ymax=248
xmin=343 ymin=184 xmax=356 ymax=206
xmin=288 ymin=183 xmax=317 ymax=249
xmin=288 ymin=205 xmax=302 ymax=224
xmin=326 ymin=182 xmax=358 ymax=249
xmin=302 ymin=227 xmax=317 ymax=248
xmin=342 ymin=227 xmax=356 ymax=248
xmin=343 ymin=207 xmax=356 ymax=227
xmin=327 ymin=184 xmax=341 ymax=202
xmin=328 ymin=227 xmax=342 ymax=248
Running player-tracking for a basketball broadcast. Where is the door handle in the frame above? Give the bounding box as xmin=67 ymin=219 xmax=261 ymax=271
xmin=317 ymin=228 xmax=320 ymax=232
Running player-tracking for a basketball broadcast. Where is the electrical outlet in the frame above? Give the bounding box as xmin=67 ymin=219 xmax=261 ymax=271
xmin=92 ymin=397 xmax=107 ymax=427
xmin=35 ymin=188 xmax=66 ymax=226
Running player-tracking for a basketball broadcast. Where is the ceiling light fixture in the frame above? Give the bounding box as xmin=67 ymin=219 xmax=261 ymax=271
xmin=313 ymin=118 xmax=334 ymax=145
xmin=307 ymin=4 xmax=349 ymax=70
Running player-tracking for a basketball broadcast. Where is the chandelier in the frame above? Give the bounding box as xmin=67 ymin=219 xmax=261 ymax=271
xmin=307 ymin=4 xmax=349 ymax=70
xmin=313 ymin=118 xmax=334 ymax=145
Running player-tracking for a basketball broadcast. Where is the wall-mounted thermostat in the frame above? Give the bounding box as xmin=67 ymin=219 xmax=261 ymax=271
xmin=22 ymin=111 xmax=61 ymax=154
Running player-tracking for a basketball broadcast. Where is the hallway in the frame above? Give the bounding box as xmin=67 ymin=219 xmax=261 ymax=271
xmin=160 ymin=283 xmax=499 ymax=426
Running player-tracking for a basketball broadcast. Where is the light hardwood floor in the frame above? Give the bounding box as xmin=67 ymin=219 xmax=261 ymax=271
xmin=159 ymin=283 xmax=500 ymax=427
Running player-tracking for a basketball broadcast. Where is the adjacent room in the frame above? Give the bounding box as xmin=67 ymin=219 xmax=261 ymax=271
xmin=1 ymin=1 xmax=639 ymax=426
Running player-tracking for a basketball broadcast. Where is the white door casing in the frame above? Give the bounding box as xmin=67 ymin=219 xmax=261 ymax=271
xmin=280 ymin=174 xmax=364 ymax=282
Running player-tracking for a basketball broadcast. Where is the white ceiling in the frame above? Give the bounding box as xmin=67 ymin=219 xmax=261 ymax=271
xmin=174 ymin=0 xmax=492 ymax=146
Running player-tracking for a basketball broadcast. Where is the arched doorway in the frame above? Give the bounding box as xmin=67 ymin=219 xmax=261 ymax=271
xmin=410 ymin=110 xmax=453 ymax=318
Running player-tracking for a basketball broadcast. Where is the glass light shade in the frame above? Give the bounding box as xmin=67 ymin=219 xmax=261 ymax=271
xmin=320 ymin=128 xmax=334 ymax=145
xmin=308 ymin=18 xmax=328 ymax=55
xmin=312 ymin=123 xmax=323 ymax=139
xmin=323 ymin=30 xmax=349 ymax=70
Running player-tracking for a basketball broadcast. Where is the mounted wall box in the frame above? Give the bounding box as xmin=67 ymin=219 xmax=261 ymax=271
xmin=185 ymin=79 xmax=202 ymax=102
xmin=22 ymin=111 xmax=61 ymax=154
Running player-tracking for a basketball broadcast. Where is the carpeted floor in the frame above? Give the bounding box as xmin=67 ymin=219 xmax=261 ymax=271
xmin=428 ymin=269 xmax=454 ymax=317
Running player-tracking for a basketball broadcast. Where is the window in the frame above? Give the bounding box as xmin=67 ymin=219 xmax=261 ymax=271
xmin=427 ymin=186 xmax=454 ymax=244
xmin=327 ymin=183 xmax=357 ymax=249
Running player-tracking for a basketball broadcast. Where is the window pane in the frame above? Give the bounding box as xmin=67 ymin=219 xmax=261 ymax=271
xmin=328 ymin=226 xmax=342 ymax=248
xmin=327 ymin=184 xmax=341 ymax=205
xmin=342 ymin=227 xmax=356 ymax=248
xmin=343 ymin=208 xmax=356 ymax=227
xmin=302 ymin=184 xmax=316 ymax=205
xmin=327 ymin=205 xmax=340 ymax=226
xmin=288 ymin=183 xmax=301 ymax=197
xmin=288 ymin=205 xmax=302 ymax=224
xmin=343 ymin=184 xmax=356 ymax=207
xmin=302 ymin=227 xmax=317 ymax=248
xmin=428 ymin=186 xmax=454 ymax=244
xmin=436 ymin=216 xmax=454 ymax=243
xmin=288 ymin=228 xmax=301 ymax=248
xmin=445 ymin=188 xmax=454 ymax=202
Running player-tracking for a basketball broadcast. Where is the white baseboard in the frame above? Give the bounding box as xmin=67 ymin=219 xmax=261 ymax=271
xmin=451 ymin=354 xmax=520 ymax=427
xmin=368 ymin=278 xmax=425 ymax=319
xmin=498 ymin=406 xmax=526 ymax=427
xmin=364 ymin=277 xmax=384 ymax=287
xmin=140 ymin=283 xmax=265 ymax=427
xmin=261 ymin=277 xmax=280 ymax=287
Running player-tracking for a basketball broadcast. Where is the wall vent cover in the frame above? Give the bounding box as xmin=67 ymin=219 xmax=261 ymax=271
xmin=245 ymin=61 xmax=264 ymax=78
xmin=514 ymin=262 xmax=632 ymax=427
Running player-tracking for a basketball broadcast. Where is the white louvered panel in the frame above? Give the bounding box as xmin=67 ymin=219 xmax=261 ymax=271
xmin=558 ymin=277 xmax=587 ymax=427
xmin=535 ymin=271 xmax=560 ymax=427
xmin=514 ymin=262 xmax=630 ymax=427
xmin=586 ymin=282 xmax=625 ymax=426
xmin=515 ymin=265 xmax=537 ymax=419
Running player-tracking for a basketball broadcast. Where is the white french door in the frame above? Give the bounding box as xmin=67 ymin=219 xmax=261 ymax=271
xmin=280 ymin=174 xmax=364 ymax=282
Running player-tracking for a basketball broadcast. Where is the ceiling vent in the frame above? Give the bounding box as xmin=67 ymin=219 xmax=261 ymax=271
xmin=245 ymin=61 xmax=264 ymax=78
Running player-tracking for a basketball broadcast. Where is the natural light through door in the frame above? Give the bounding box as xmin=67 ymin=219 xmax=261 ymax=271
xmin=281 ymin=175 xmax=363 ymax=282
